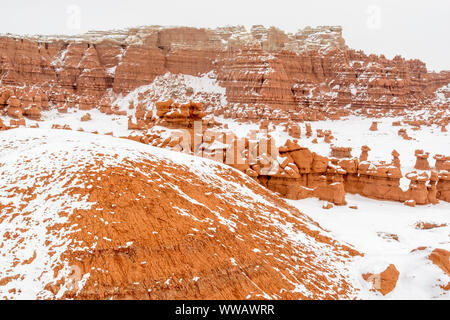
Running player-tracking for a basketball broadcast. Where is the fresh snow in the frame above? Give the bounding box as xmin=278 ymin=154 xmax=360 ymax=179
xmin=288 ymin=195 xmax=450 ymax=299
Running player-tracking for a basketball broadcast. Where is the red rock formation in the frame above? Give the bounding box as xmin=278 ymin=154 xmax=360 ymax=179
xmin=415 ymin=222 xmax=447 ymax=230
xmin=323 ymin=202 xmax=334 ymax=209
xmin=404 ymin=200 xmax=416 ymax=207
xmin=323 ymin=130 xmax=333 ymax=143
xmin=363 ymin=264 xmax=400 ymax=296
xmin=140 ymin=115 xmax=449 ymax=206
xmin=0 ymin=25 xmax=448 ymax=121
xmin=0 ymin=118 xmax=7 ymax=130
xmin=128 ymin=116 xmax=147 ymax=131
xmin=437 ymin=171 xmax=450 ymax=202
xmin=81 ymin=113 xmax=92 ymax=122
xmin=331 ymin=146 xmax=352 ymax=158
xmin=398 ymin=128 xmax=412 ymax=140
xmin=434 ymin=154 xmax=450 ymax=171
xmin=391 ymin=150 xmax=401 ymax=168
xmin=369 ymin=121 xmax=378 ymax=131
xmin=360 ymin=145 xmax=371 ymax=162
xmin=287 ymin=122 xmax=301 ymax=138
xmin=414 ymin=150 xmax=431 ymax=170
xmin=10 ymin=118 xmax=26 ymax=127
xmin=156 ymin=100 xmax=206 ymax=129
xmin=305 ymin=123 xmax=312 ymax=137
xmin=428 ymin=249 xmax=450 ymax=276
xmin=0 ymin=25 xmax=448 ymax=210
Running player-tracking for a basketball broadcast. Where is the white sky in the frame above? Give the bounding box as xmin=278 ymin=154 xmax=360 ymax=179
xmin=0 ymin=0 xmax=448 ymax=71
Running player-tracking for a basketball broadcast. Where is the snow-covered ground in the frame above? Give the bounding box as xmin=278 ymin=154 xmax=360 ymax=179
xmin=288 ymin=195 xmax=450 ymax=299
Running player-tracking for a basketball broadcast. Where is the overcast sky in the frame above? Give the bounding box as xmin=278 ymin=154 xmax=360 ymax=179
xmin=0 ymin=0 xmax=448 ymax=71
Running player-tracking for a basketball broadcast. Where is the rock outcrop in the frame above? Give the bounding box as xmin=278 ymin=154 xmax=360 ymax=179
xmin=363 ymin=264 xmax=400 ymax=296
xmin=155 ymin=100 xmax=206 ymax=128
xmin=414 ymin=150 xmax=431 ymax=170
xmin=428 ymin=249 xmax=450 ymax=276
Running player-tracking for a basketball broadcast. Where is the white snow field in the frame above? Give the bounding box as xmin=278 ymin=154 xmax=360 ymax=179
xmin=288 ymin=195 xmax=450 ymax=299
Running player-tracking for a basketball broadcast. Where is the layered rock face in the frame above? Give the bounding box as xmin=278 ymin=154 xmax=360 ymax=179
xmin=1 ymin=25 xmax=449 ymax=122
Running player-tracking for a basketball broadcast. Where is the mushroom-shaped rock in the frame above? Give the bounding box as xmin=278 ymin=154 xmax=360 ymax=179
xmin=305 ymin=123 xmax=312 ymax=137
xmin=23 ymin=103 xmax=41 ymax=120
xmin=288 ymin=123 xmax=301 ymax=139
xmin=360 ymin=145 xmax=371 ymax=162
xmin=391 ymin=150 xmax=401 ymax=168
xmin=434 ymin=154 xmax=450 ymax=171
xmin=405 ymin=171 xmax=430 ymax=205
xmin=7 ymin=96 xmax=21 ymax=108
xmin=369 ymin=121 xmax=378 ymax=131
xmin=414 ymin=150 xmax=430 ymax=170
xmin=156 ymin=100 xmax=206 ymax=128
xmin=259 ymin=119 xmax=269 ymax=130
xmin=437 ymin=171 xmax=450 ymax=202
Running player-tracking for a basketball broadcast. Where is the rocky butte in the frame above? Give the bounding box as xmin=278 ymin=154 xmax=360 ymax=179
xmin=0 ymin=25 xmax=449 ymax=122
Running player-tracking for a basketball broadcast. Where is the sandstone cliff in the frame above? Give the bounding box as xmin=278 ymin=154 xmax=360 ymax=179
xmin=1 ymin=25 xmax=448 ymax=123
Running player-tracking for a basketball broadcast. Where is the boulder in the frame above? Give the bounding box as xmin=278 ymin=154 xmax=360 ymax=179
xmin=362 ymin=264 xmax=400 ymax=296
xmin=428 ymin=249 xmax=450 ymax=276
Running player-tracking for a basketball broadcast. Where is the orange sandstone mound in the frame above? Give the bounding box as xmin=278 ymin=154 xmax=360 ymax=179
xmin=0 ymin=128 xmax=360 ymax=300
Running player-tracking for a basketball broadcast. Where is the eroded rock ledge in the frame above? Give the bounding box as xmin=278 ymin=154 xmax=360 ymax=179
xmin=0 ymin=25 xmax=449 ymax=123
